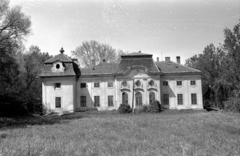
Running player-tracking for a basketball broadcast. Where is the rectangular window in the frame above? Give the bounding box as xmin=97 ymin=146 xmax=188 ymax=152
xmin=177 ymin=94 xmax=183 ymax=105
xmin=191 ymin=94 xmax=197 ymax=105
xmin=94 ymin=96 xmax=100 ymax=107
xmin=55 ymin=97 xmax=61 ymax=108
xmin=94 ymin=82 xmax=100 ymax=88
xmin=80 ymin=96 xmax=86 ymax=107
xmin=108 ymin=95 xmax=114 ymax=106
xmin=163 ymin=81 xmax=168 ymax=86
xmin=163 ymin=94 xmax=169 ymax=105
xmin=177 ymin=81 xmax=182 ymax=86
xmin=107 ymin=82 xmax=113 ymax=87
xmin=190 ymin=80 xmax=196 ymax=86
xmin=55 ymin=83 xmax=61 ymax=89
xmin=81 ymin=83 xmax=86 ymax=88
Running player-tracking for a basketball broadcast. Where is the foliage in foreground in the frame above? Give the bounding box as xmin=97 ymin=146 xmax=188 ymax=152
xmin=118 ymin=103 xmax=132 ymax=114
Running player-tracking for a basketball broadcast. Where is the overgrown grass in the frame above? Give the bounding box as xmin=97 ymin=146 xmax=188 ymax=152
xmin=1 ymin=110 xmax=240 ymax=156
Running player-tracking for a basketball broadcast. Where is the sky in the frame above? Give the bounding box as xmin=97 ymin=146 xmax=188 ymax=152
xmin=10 ymin=0 xmax=240 ymax=63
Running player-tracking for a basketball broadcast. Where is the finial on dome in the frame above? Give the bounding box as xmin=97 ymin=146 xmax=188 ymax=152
xmin=60 ymin=47 xmax=64 ymax=54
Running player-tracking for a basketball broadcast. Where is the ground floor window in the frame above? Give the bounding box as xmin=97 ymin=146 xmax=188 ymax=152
xmin=55 ymin=97 xmax=61 ymax=108
xmin=163 ymin=94 xmax=169 ymax=105
xmin=108 ymin=95 xmax=114 ymax=106
xmin=149 ymin=92 xmax=155 ymax=104
xmin=191 ymin=93 xmax=197 ymax=105
xmin=135 ymin=92 xmax=142 ymax=106
xmin=122 ymin=92 xmax=128 ymax=104
xmin=177 ymin=94 xmax=183 ymax=105
xmin=80 ymin=96 xmax=86 ymax=107
xmin=94 ymin=96 xmax=100 ymax=107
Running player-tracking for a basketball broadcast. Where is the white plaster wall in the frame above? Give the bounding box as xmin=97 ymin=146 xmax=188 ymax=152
xmin=161 ymin=74 xmax=203 ymax=109
xmin=42 ymin=77 xmax=75 ymax=112
xmin=77 ymin=76 xmax=116 ymax=110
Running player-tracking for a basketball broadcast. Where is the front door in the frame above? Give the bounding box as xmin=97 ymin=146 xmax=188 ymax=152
xmin=135 ymin=92 xmax=142 ymax=107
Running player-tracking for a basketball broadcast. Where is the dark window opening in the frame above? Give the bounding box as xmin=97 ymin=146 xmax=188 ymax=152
xmin=163 ymin=94 xmax=169 ymax=105
xmin=55 ymin=83 xmax=61 ymax=88
xmin=122 ymin=92 xmax=128 ymax=104
xmin=94 ymin=96 xmax=100 ymax=107
xmin=108 ymin=96 xmax=114 ymax=106
xmin=190 ymin=80 xmax=196 ymax=85
xmin=81 ymin=83 xmax=86 ymax=88
xmin=191 ymin=94 xmax=197 ymax=105
xmin=135 ymin=92 xmax=142 ymax=106
xmin=149 ymin=92 xmax=155 ymax=104
xmin=80 ymin=96 xmax=86 ymax=107
xmin=177 ymin=81 xmax=182 ymax=86
xmin=55 ymin=97 xmax=61 ymax=108
xmin=163 ymin=81 xmax=168 ymax=86
xmin=108 ymin=82 xmax=113 ymax=87
xmin=94 ymin=82 xmax=100 ymax=88
xmin=56 ymin=64 xmax=60 ymax=69
xmin=177 ymin=94 xmax=183 ymax=105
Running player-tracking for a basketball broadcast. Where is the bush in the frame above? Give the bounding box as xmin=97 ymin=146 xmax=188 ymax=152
xmin=148 ymin=100 xmax=162 ymax=113
xmin=223 ymin=97 xmax=240 ymax=112
xmin=118 ymin=103 xmax=132 ymax=114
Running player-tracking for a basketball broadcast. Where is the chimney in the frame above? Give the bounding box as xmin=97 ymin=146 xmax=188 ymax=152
xmin=157 ymin=57 xmax=159 ymax=62
xmin=91 ymin=59 xmax=95 ymax=69
xmin=165 ymin=57 xmax=170 ymax=61
xmin=103 ymin=58 xmax=106 ymax=63
xmin=176 ymin=56 xmax=180 ymax=64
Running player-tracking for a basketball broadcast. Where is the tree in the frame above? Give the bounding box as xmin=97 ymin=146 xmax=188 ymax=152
xmin=71 ymin=40 xmax=127 ymax=68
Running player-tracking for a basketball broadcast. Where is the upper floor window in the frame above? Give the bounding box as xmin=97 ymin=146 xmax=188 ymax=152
xmin=135 ymin=80 xmax=141 ymax=87
xmin=149 ymin=80 xmax=154 ymax=86
xmin=177 ymin=81 xmax=182 ymax=86
xmin=163 ymin=81 xmax=168 ymax=86
xmin=94 ymin=82 xmax=100 ymax=88
xmin=108 ymin=82 xmax=113 ymax=87
xmin=55 ymin=83 xmax=61 ymax=89
xmin=81 ymin=83 xmax=86 ymax=88
xmin=190 ymin=80 xmax=196 ymax=86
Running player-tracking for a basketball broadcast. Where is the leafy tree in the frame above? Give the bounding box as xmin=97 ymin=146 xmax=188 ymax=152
xmin=71 ymin=40 xmax=127 ymax=68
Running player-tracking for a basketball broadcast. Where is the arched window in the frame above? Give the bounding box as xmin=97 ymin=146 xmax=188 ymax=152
xmin=135 ymin=92 xmax=142 ymax=106
xmin=149 ymin=92 xmax=155 ymax=104
xmin=122 ymin=92 xmax=128 ymax=104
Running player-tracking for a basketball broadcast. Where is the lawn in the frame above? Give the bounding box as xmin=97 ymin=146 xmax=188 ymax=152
xmin=0 ymin=110 xmax=240 ymax=156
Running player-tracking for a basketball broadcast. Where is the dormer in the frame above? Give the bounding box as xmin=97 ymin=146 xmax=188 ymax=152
xmin=51 ymin=61 xmax=65 ymax=73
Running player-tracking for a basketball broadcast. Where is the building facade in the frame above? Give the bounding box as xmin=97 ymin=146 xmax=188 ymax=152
xmin=40 ymin=48 xmax=203 ymax=113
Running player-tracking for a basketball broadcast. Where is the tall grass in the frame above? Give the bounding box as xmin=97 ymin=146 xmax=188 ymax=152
xmin=0 ymin=111 xmax=240 ymax=156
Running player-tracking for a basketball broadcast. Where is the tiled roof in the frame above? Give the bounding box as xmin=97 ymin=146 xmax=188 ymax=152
xmin=155 ymin=61 xmax=201 ymax=73
xmin=40 ymin=62 xmax=80 ymax=77
xmin=81 ymin=63 xmax=119 ymax=75
xmin=122 ymin=52 xmax=152 ymax=56
xmin=116 ymin=58 xmax=159 ymax=74
xmin=45 ymin=53 xmax=72 ymax=63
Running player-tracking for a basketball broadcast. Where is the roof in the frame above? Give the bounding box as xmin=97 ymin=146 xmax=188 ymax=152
xmin=116 ymin=58 xmax=159 ymax=74
xmin=155 ymin=61 xmax=201 ymax=74
xmin=45 ymin=53 xmax=72 ymax=63
xmin=81 ymin=63 xmax=119 ymax=76
xmin=121 ymin=52 xmax=152 ymax=59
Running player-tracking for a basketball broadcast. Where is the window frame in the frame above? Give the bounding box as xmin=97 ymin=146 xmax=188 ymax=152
xmin=94 ymin=96 xmax=100 ymax=107
xmin=107 ymin=82 xmax=113 ymax=88
xmin=122 ymin=92 xmax=128 ymax=104
xmin=163 ymin=94 xmax=169 ymax=105
xmin=55 ymin=97 xmax=61 ymax=108
xmin=80 ymin=96 xmax=86 ymax=107
xmin=108 ymin=95 xmax=114 ymax=107
xmin=55 ymin=83 xmax=61 ymax=89
xmin=94 ymin=82 xmax=100 ymax=88
xmin=177 ymin=94 xmax=183 ymax=105
xmin=149 ymin=92 xmax=155 ymax=104
xmin=191 ymin=93 xmax=197 ymax=105
xmin=176 ymin=81 xmax=182 ymax=86
xmin=163 ymin=81 xmax=168 ymax=86
xmin=80 ymin=83 xmax=86 ymax=88
xmin=190 ymin=80 xmax=196 ymax=86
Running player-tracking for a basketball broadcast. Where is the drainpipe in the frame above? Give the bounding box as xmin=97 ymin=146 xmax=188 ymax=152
xmin=132 ymin=79 xmax=135 ymax=113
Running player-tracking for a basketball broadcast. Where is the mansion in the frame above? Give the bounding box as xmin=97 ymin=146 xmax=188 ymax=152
xmin=40 ymin=48 xmax=203 ymax=113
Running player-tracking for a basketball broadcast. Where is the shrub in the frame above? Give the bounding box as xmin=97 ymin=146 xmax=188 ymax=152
xmin=118 ymin=103 xmax=132 ymax=114
xmin=223 ymin=97 xmax=240 ymax=112
xmin=148 ymin=100 xmax=162 ymax=113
